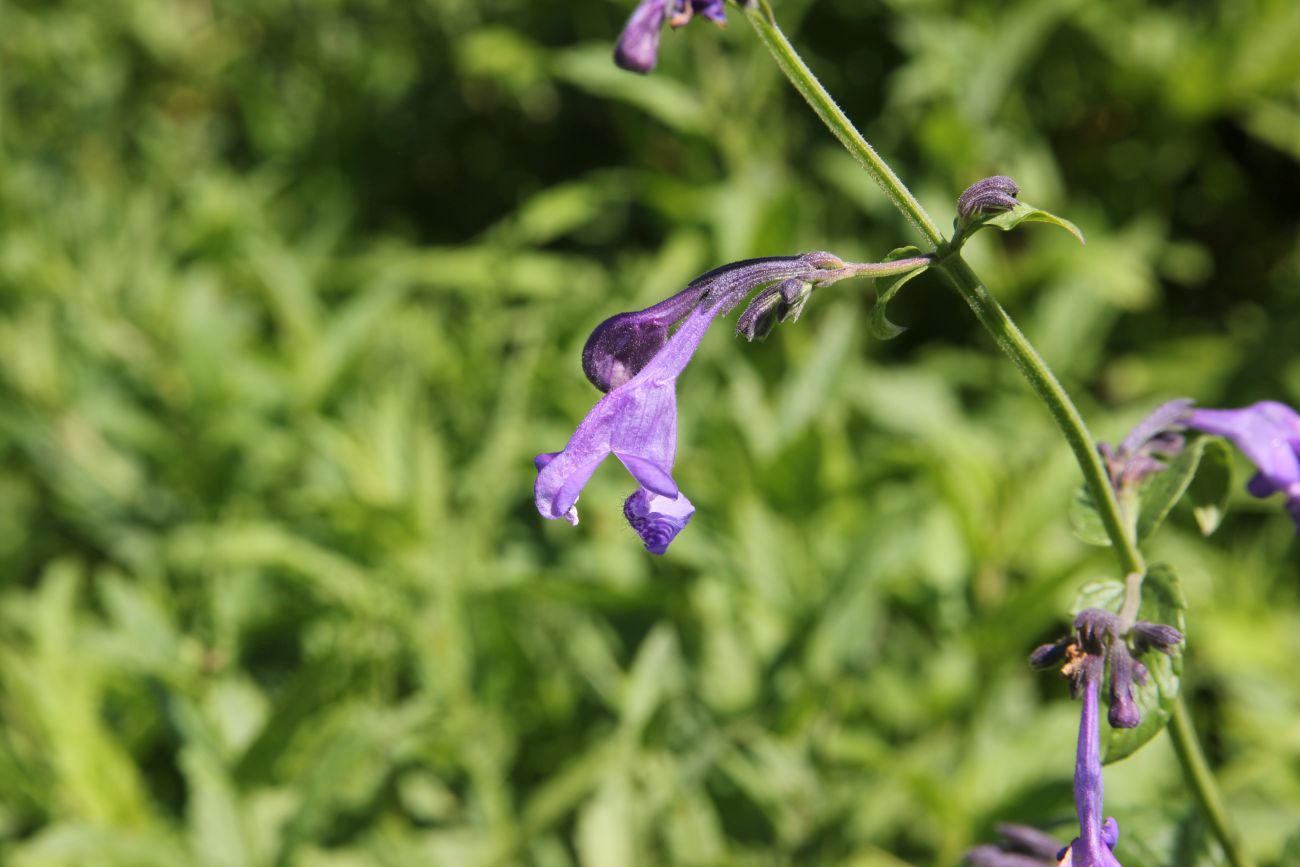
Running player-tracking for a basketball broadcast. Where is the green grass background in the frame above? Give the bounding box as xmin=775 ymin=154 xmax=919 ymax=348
xmin=1 ymin=0 xmax=1299 ymax=865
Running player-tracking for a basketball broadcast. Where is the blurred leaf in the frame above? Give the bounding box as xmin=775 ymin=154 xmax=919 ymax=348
xmin=1069 ymin=484 xmax=1112 ymax=547
xmin=550 ymin=46 xmax=704 ymax=133
xmin=869 ymin=247 xmax=929 ymax=340
xmin=576 ymin=773 xmax=634 ymax=867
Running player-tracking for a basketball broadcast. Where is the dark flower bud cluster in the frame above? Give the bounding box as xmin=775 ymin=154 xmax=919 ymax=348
xmin=735 ymin=277 xmax=808 ymax=341
xmin=957 ymin=175 xmax=1021 ymax=220
xmin=1030 ymin=608 xmax=1183 ymax=730
xmin=1097 ymin=399 xmax=1193 ymax=494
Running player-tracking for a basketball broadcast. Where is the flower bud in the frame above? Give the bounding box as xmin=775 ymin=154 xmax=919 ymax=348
xmin=957 ymin=175 xmax=1020 ymax=220
xmin=1028 ymin=640 xmax=1069 ymax=670
xmin=1107 ymin=648 xmax=1141 ymax=729
xmin=735 ymin=277 xmax=807 ymax=341
xmin=1132 ymin=621 xmax=1184 ymax=653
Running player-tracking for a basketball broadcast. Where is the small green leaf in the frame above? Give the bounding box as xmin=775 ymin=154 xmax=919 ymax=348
xmin=1188 ymin=436 xmax=1233 ymax=535
xmin=960 ymin=201 xmax=1086 ymax=246
xmin=1072 ymin=565 xmax=1187 ymax=764
xmin=1136 ymin=436 xmax=1205 ymax=540
xmin=1069 ymin=484 xmax=1111 ymax=547
xmin=869 ymin=246 xmax=928 ymax=340
xmin=1136 ymin=434 xmax=1234 ymax=540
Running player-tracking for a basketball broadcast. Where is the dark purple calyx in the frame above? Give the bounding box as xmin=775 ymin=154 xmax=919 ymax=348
xmin=1099 ymin=399 xmax=1194 ymax=493
xmin=1030 ymin=608 xmax=1183 ymax=731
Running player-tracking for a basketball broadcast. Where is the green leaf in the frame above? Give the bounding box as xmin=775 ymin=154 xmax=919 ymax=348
xmin=1136 ymin=436 xmax=1205 ymax=540
xmin=1137 ymin=433 xmax=1234 ymax=540
xmin=1073 ymin=565 xmax=1187 ymax=764
xmin=1188 ymin=436 xmax=1233 ymax=535
xmin=1069 ymin=484 xmax=1111 ymax=547
xmin=960 ymin=201 xmax=1086 ymax=246
xmin=869 ymin=246 xmax=928 ymax=340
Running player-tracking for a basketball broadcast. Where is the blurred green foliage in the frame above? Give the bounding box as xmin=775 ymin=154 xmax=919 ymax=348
xmin=1 ymin=0 xmax=1299 ymax=865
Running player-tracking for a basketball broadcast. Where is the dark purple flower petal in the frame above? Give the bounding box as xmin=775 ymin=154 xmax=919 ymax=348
xmin=583 ymin=282 xmax=707 ymax=392
xmin=624 ymin=488 xmax=694 ymax=553
xmin=1099 ymin=399 xmax=1192 ymax=490
xmin=1074 ymin=609 xmax=1120 ymax=653
xmin=614 ymin=0 xmax=669 ymax=73
xmin=1118 ymin=399 xmax=1193 ymax=456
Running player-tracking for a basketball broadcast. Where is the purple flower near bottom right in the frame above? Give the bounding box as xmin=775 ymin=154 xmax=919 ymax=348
xmin=1185 ymin=400 xmax=1300 ymax=531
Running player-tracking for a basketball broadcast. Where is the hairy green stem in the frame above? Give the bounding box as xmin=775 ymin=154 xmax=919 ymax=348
xmin=1169 ymin=697 xmax=1256 ymax=867
xmin=743 ymin=6 xmax=1252 ymax=865
xmin=744 ymin=1 xmax=945 ymax=246
xmin=935 ymin=257 xmax=1145 ymax=577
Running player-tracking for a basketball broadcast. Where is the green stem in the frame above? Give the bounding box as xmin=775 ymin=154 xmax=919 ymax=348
xmin=743 ymin=6 xmax=1253 ymax=865
xmin=744 ymin=1 xmax=945 ymax=246
xmin=935 ymin=257 xmax=1145 ymax=577
xmin=1169 ymin=697 xmax=1257 ymax=867
xmin=745 ymin=1 xmax=1141 ymax=576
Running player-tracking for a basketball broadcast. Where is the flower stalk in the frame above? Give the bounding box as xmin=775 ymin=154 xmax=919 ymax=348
xmin=742 ymin=7 xmax=1253 ymax=866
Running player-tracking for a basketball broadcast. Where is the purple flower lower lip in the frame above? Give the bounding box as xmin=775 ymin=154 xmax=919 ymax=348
xmin=1185 ymin=400 xmax=1300 ymax=531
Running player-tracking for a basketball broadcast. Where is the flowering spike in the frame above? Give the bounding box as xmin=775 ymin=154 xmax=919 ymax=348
xmin=957 ymin=175 xmax=1020 ymax=219
xmin=1186 ymin=400 xmax=1300 ymax=531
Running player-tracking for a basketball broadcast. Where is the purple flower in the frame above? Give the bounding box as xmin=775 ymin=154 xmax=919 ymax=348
xmin=1028 ymin=611 xmax=1187 ymax=866
xmin=614 ymin=0 xmax=738 ymax=73
xmin=1185 ymin=400 xmax=1300 ymax=531
xmin=535 ymin=253 xmax=849 ymax=554
xmin=1033 ymin=609 xmax=1181 ymax=732
xmin=1067 ymin=663 xmax=1123 ymax=867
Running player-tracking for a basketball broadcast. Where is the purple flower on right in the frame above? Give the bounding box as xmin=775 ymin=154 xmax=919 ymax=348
xmin=1185 ymin=400 xmax=1300 ymax=531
